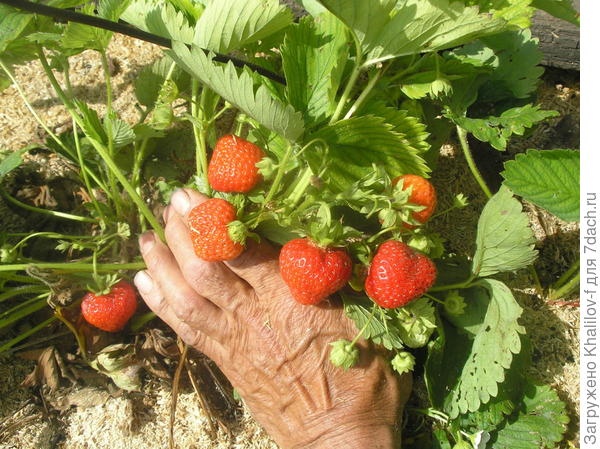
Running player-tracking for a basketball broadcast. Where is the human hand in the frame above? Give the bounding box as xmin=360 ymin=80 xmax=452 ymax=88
xmin=134 ymin=189 xmax=412 ymax=449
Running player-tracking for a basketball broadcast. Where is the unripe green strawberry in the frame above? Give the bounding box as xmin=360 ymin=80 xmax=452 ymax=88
xmin=81 ymin=281 xmax=137 ymax=332
xmin=208 ymin=134 xmax=265 ymax=193
xmin=365 ymin=240 xmax=436 ymax=308
xmin=188 ymin=198 xmax=244 ymax=261
xmin=279 ymin=238 xmax=352 ymax=305
xmin=393 ymin=174 xmax=437 ymax=227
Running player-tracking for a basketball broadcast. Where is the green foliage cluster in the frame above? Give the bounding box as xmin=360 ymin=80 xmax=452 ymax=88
xmin=0 ymin=0 xmax=580 ymax=447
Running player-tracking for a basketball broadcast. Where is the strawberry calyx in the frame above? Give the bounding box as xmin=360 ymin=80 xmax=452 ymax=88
xmin=391 ymin=351 xmax=416 ymax=375
xmin=329 ymin=339 xmax=360 ymax=370
xmin=87 ymin=273 xmax=121 ymax=296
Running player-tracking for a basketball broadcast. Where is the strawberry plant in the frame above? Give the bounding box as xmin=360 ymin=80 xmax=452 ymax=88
xmin=0 ymin=0 xmax=580 ymax=447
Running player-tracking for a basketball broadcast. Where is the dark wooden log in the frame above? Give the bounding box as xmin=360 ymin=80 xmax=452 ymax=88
xmin=531 ymin=0 xmax=580 ymax=71
xmin=281 ymin=0 xmax=580 ymax=71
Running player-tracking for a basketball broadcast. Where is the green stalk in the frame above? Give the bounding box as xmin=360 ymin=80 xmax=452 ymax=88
xmin=456 ymin=126 xmax=492 ymax=199
xmin=429 ymin=276 xmax=475 ymax=292
xmin=0 ymin=316 xmax=58 ymax=353
xmin=549 ymin=271 xmax=580 ymax=301
xmin=191 ymin=80 xmax=210 ymax=187
xmin=343 ymin=66 xmax=386 ymax=120
xmin=36 ymin=49 xmax=164 ymax=240
xmin=0 ymin=294 xmax=49 ymax=328
xmin=73 ymin=118 xmax=106 ymax=220
xmin=0 ymin=185 xmax=98 ymax=223
xmin=63 ymin=67 xmax=111 ymax=195
xmin=0 ymin=262 xmax=146 ymax=273
xmin=100 ymin=50 xmax=124 ymax=216
xmin=552 ymin=259 xmax=580 ymax=290
xmin=87 ymin=138 xmax=165 ymax=241
xmin=349 ymin=305 xmax=377 ymax=346
xmin=252 ymin=143 xmax=295 ymax=227
xmin=330 ymin=62 xmax=362 ymax=124
xmin=0 ymin=286 xmax=47 ymax=303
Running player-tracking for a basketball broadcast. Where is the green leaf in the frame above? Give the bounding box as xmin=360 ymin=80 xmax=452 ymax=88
xmin=105 ymin=116 xmax=136 ymax=149
xmin=501 ymin=149 xmax=579 ymax=222
xmin=308 ymin=115 xmax=428 ymax=191
xmin=168 ymin=43 xmax=305 ymax=141
xmin=531 ymin=0 xmax=579 ymax=25
xmin=426 ymin=279 xmax=526 ymax=418
xmin=459 ymin=335 xmax=532 ymax=431
xmin=281 ymin=14 xmax=348 ymax=126
xmin=490 ymin=380 xmax=569 ymax=448
xmin=450 ymin=105 xmax=559 ymax=151
xmin=464 ymin=0 xmax=536 ymax=28
xmin=472 ymin=186 xmax=537 ymax=277
xmin=478 ymin=29 xmax=544 ymax=102
xmin=193 ymin=0 xmax=292 ymax=53
xmin=134 ymin=56 xmax=186 ymax=106
xmin=395 ymin=298 xmax=437 ymax=348
xmin=0 ymin=148 xmax=27 ymax=180
xmin=122 ymin=0 xmax=195 ymax=43
xmin=359 ymin=102 xmax=430 ymax=154
xmin=342 ymin=293 xmax=404 ymax=350
xmin=318 ymin=0 xmax=507 ymax=66
xmin=0 ymin=6 xmax=32 ymax=53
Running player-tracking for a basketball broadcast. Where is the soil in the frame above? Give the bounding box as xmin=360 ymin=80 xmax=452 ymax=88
xmin=0 ymin=34 xmax=580 ymax=448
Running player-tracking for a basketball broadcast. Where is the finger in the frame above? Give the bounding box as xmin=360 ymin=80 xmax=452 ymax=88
xmin=139 ymin=231 xmax=226 ymax=340
xmin=225 ymin=239 xmax=289 ymax=301
xmin=165 ymin=189 xmax=253 ymax=310
xmin=134 ymin=270 xmax=224 ymax=361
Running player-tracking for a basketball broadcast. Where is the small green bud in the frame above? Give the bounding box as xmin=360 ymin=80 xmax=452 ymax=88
xmin=329 ymin=339 xmax=359 ymax=370
xmin=256 ymin=157 xmax=278 ymax=180
xmin=227 ymin=220 xmax=248 ymax=245
xmin=391 ymin=351 xmax=415 ymax=375
xmin=429 ymin=78 xmax=453 ymax=98
xmin=444 ymin=290 xmax=466 ymax=315
xmin=453 ymin=193 xmax=469 ymax=208
xmin=117 ymin=222 xmax=131 ymax=239
xmin=0 ymin=245 xmax=17 ymax=263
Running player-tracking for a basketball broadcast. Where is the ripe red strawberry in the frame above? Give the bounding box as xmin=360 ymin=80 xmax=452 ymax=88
xmin=365 ymin=241 xmax=436 ymax=308
xmin=393 ymin=174 xmax=437 ymax=227
xmin=208 ymin=134 xmax=265 ymax=193
xmin=188 ymin=198 xmax=244 ymax=261
xmin=279 ymin=238 xmax=352 ymax=305
xmin=81 ymin=281 xmax=137 ymax=332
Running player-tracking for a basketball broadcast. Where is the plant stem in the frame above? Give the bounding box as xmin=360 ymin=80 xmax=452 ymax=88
xmin=350 ymin=305 xmax=377 ymax=346
xmin=0 ymin=286 xmax=47 ymax=303
xmin=252 ymin=143 xmax=294 ymax=227
xmin=0 ymin=185 xmax=98 ymax=223
xmin=0 ymin=316 xmax=57 ymax=353
xmin=429 ymin=276 xmax=475 ymax=292
xmin=330 ymin=61 xmax=362 ymax=124
xmin=0 ymin=262 xmax=146 ymax=273
xmin=456 ymin=125 xmax=492 ymax=199
xmin=552 ymin=259 xmax=580 ymax=290
xmin=87 ymin=138 xmax=165 ymax=241
xmin=343 ymin=66 xmax=386 ymax=120
xmin=55 ymin=307 xmax=88 ymax=362
xmin=549 ymin=271 xmax=580 ymax=301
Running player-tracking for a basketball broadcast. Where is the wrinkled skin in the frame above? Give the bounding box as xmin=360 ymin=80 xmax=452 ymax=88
xmin=134 ymin=189 xmax=412 ymax=449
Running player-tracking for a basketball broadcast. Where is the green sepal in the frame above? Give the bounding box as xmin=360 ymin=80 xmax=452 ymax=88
xmin=329 ymin=339 xmax=359 ymax=370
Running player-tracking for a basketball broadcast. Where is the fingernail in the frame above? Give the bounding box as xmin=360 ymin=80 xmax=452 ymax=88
xmin=171 ymin=189 xmax=190 ymax=216
xmin=139 ymin=231 xmax=156 ymax=255
xmin=134 ymin=270 xmax=154 ymax=294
